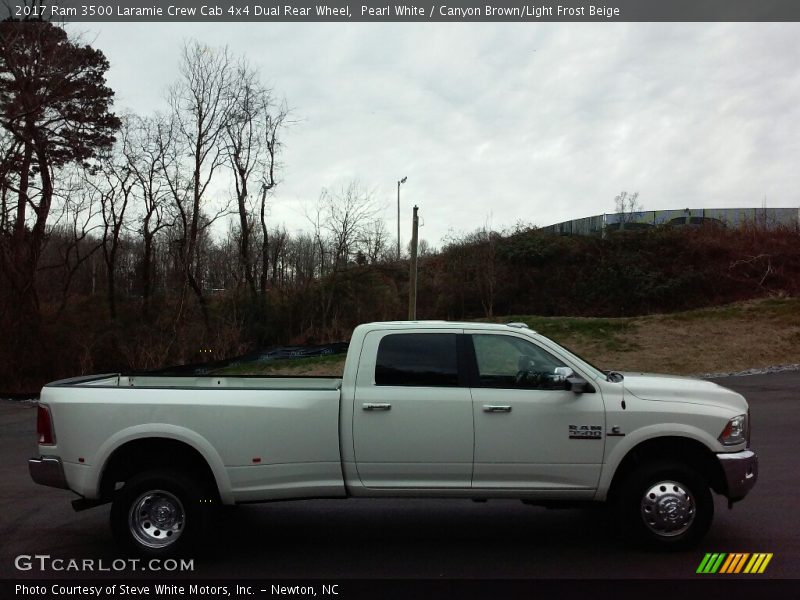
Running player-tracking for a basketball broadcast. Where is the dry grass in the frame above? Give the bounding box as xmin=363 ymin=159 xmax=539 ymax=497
xmin=263 ymin=359 xmax=347 ymax=377
xmin=588 ymin=298 xmax=800 ymax=375
xmin=215 ymin=353 xmax=347 ymax=377
xmin=220 ymin=297 xmax=800 ymax=377
xmin=522 ymin=297 xmax=800 ymax=375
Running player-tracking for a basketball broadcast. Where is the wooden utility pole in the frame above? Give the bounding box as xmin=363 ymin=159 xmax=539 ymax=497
xmin=397 ymin=176 xmax=407 ymax=260
xmin=408 ymin=205 xmax=419 ymax=320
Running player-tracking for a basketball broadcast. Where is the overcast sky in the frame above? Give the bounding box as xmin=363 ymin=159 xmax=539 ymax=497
xmin=82 ymin=22 xmax=800 ymax=247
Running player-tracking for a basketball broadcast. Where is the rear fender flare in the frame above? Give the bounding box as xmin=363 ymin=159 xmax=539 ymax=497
xmin=91 ymin=424 xmax=234 ymax=504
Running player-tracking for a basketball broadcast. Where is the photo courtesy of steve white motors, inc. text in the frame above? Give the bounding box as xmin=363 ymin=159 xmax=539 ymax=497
xmin=15 ymin=583 xmax=340 ymax=597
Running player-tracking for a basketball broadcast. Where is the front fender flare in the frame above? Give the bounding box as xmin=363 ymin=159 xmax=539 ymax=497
xmin=595 ymin=424 xmax=720 ymax=501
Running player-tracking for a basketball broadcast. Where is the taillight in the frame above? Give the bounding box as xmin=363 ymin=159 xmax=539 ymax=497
xmin=37 ymin=405 xmax=55 ymax=445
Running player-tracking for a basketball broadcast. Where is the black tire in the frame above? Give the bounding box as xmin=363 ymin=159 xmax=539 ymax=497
xmin=110 ymin=468 xmax=213 ymax=557
xmin=614 ymin=460 xmax=713 ymax=551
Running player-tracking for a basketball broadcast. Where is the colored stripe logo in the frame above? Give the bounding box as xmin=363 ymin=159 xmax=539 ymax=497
xmin=697 ymin=553 xmax=772 ymax=574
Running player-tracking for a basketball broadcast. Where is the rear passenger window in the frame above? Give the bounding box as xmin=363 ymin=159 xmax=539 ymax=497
xmin=375 ymin=333 xmax=459 ymax=387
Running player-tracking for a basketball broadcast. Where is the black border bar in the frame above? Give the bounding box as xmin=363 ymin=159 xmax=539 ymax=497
xmin=3 ymin=0 xmax=800 ymax=22
xmin=5 ymin=579 xmax=800 ymax=600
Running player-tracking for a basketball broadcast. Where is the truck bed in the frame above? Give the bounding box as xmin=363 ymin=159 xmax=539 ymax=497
xmin=39 ymin=373 xmax=346 ymax=503
xmin=46 ymin=373 xmax=343 ymax=391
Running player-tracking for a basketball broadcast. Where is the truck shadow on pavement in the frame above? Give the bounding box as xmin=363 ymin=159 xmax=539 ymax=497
xmin=202 ymin=498 xmax=630 ymax=576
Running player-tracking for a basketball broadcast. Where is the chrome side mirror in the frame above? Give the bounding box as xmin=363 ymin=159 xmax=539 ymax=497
xmin=554 ymin=367 xmax=574 ymax=378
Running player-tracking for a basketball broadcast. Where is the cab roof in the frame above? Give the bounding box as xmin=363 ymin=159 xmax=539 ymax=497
xmin=358 ymin=320 xmax=537 ymax=333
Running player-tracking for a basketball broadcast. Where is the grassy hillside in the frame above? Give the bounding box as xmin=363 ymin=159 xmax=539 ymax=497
xmin=215 ymin=296 xmax=800 ymax=377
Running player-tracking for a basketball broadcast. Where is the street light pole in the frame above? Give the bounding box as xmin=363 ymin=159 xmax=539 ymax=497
xmin=397 ymin=176 xmax=407 ymax=260
xmin=408 ymin=205 xmax=419 ymax=320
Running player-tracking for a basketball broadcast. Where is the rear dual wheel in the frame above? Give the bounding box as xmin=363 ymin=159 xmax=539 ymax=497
xmin=111 ymin=469 xmax=213 ymax=557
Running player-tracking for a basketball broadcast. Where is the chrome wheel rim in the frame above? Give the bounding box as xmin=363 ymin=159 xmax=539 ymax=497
xmin=640 ymin=480 xmax=695 ymax=537
xmin=129 ymin=490 xmax=185 ymax=549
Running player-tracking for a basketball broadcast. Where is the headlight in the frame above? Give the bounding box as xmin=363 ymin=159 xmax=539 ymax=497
xmin=719 ymin=414 xmax=747 ymax=446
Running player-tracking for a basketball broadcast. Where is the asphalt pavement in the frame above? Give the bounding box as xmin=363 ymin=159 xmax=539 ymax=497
xmin=1 ymin=372 xmax=798 ymax=581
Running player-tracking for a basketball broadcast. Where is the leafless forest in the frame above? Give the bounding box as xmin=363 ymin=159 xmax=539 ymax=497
xmin=2 ymin=19 xmax=799 ymax=393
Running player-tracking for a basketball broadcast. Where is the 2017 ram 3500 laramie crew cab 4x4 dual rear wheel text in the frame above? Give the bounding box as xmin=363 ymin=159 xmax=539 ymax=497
xmin=29 ymin=321 xmax=758 ymax=556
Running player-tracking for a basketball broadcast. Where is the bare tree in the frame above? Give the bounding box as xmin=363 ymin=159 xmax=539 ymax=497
xmin=285 ymin=231 xmax=318 ymax=289
xmin=154 ymin=112 xmax=192 ymax=317
xmin=311 ymin=181 xmax=380 ymax=332
xmin=168 ymin=40 xmax=236 ymax=328
xmin=363 ymin=218 xmax=390 ymax=264
xmin=476 ymin=228 xmax=499 ymax=318
xmin=266 ymin=224 xmax=289 ymax=287
xmin=35 ymin=168 xmax=103 ymax=314
xmin=224 ymin=60 xmax=289 ymax=302
xmin=406 ymin=238 xmax=435 ymax=258
xmin=439 ymin=226 xmax=500 ymax=318
xmin=417 ymin=239 xmax=435 ymax=257
xmin=121 ymin=114 xmax=176 ymax=315
xmin=614 ymin=190 xmax=642 ymax=228
xmin=452 ymin=226 xmax=499 ymax=317
xmin=91 ymin=153 xmax=134 ymax=321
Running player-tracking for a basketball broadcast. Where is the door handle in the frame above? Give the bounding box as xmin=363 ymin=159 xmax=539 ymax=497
xmin=483 ymin=405 xmax=512 ymax=413
xmin=363 ymin=403 xmax=392 ymax=411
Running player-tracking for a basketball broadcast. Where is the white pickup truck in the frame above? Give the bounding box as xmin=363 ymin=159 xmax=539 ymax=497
xmin=29 ymin=321 xmax=757 ymax=555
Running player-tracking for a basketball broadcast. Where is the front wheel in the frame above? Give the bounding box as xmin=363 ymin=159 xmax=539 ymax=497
xmin=111 ymin=469 xmax=212 ymax=557
xmin=615 ymin=461 xmax=713 ymax=550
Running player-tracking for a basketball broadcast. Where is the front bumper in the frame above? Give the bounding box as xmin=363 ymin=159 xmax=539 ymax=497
xmin=29 ymin=456 xmax=70 ymax=490
xmin=717 ymin=449 xmax=758 ymax=502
